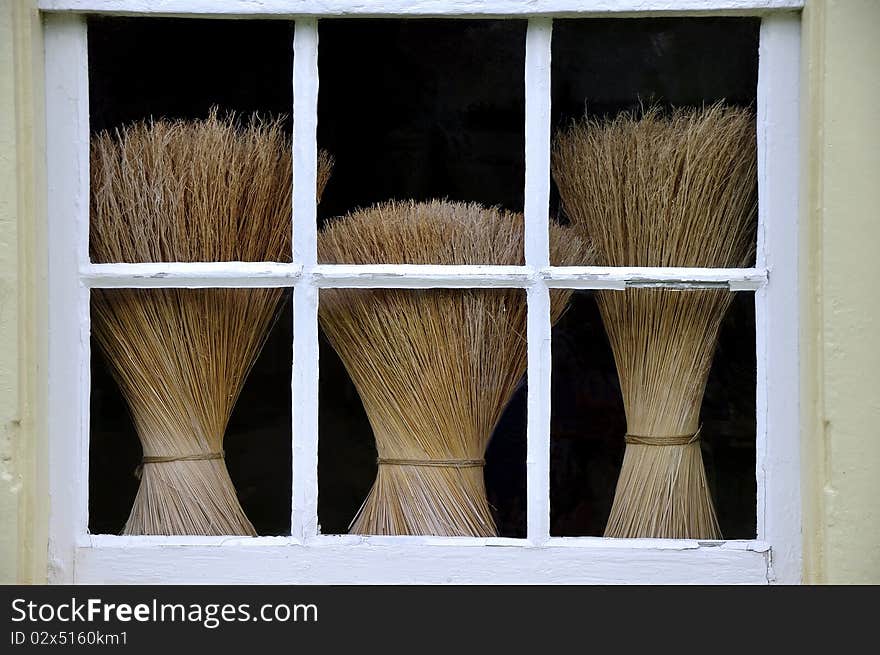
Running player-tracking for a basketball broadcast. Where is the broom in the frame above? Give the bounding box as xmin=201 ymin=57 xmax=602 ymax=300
xmin=91 ymin=111 xmax=333 ymax=535
xmin=318 ymin=200 xmax=588 ymax=536
xmin=551 ymin=104 xmax=757 ymax=539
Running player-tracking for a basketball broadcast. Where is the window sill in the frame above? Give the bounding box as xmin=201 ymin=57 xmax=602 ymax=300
xmin=70 ymin=536 xmax=772 ymax=584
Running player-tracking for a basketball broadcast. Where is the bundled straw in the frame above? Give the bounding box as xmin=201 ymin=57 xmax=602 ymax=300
xmin=552 ymin=105 xmax=757 ymax=539
xmin=318 ymin=200 xmax=588 ymax=535
xmin=91 ymin=111 xmax=332 ymax=535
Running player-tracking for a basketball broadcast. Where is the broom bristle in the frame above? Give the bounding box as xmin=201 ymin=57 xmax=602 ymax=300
xmin=91 ymin=110 xmax=333 ymax=535
xmin=319 ymin=200 xmax=588 ymax=535
xmin=552 ymin=104 xmax=757 ymax=539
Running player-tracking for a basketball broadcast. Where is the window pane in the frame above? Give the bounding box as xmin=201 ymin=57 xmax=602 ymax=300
xmin=89 ymin=288 xmax=292 ymax=536
xmin=550 ymin=289 xmax=756 ymax=539
xmin=88 ymin=18 xmax=294 ymax=263
xmin=318 ymin=288 xmax=527 ymax=537
xmin=316 ymin=19 xmax=526 ymax=264
xmin=549 ymin=18 xmax=760 ymax=267
xmin=89 ymin=17 xmax=294 ymax=132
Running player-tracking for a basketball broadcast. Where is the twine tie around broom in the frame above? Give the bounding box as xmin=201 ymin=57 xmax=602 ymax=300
xmin=624 ymin=427 xmax=702 ymax=447
xmin=134 ymin=451 xmax=225 ymax=479
xmin=378 ymin=458 xmax=485 ymax=468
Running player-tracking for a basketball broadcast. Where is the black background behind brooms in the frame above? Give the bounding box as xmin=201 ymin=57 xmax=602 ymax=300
xmin=87 ymin=16 xmax=757 ymax=540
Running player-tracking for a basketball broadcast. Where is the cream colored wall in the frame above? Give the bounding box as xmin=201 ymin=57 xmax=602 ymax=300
xmin=801 ymin=0 xmax=880 ymax=584
xmin=0 ymin=0 xmax=877 ymax=583
xmin=0 ymin=0 xmax=20 ymax=584
xmin=0 ymin=0 xmax=47 ymax=585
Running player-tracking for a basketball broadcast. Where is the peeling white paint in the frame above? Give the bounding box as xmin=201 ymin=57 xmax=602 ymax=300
xmin=86 ymin=263 xmax=769 ymax=290
xmin=37 ymin=0 xmax=805 ymax=19
xmin=755 ymin=13 xmax=802 ymax=584
xmin=75 ymin=541 xmax=771 ymax=584
xmin=524 ymin=18 xmax=553 ymax=545
xmin=83 ymin=262 xmax=302 ymax=288
xmin=290 ymin=20 xmax=320 ymax=543
xmin=545 ymin=266 xmax=767 ymax=291
xmin=45 ymin=12 xmax=89 ymax=584
xmin=312 ymin=264 xmax=533 ymax=287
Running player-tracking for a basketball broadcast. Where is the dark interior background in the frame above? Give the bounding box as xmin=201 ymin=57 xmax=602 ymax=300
xmin=88 ymin=17 xmax=294 ymax=133
xmin=316 ymin=19 xmax=527 ymax=233
xmin=88 ymin=16 xmax=758 ymax=539
xmin=551 ymin=17 xmax=759 ymax=125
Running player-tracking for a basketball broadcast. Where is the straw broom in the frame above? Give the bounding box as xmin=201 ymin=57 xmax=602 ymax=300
xmin=552 ymin=105 xmax=757 ymax=539
xmin=318 ymin=200 xmax=588 ymax=536
xmin=91 ymin=111 xmax=332 ymax=535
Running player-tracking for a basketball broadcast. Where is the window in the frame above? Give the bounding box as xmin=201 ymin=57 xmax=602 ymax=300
xmin=43 ymin=0 xmax=803 ymax=584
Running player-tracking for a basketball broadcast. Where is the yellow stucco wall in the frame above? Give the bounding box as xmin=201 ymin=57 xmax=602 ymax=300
xmin=0 ymin=0 xmax=877 ymax=583
xmin=1 ymin=0 xmax=47 ymax=585
xmin=801 ymin=0 xmax=880 ymax=584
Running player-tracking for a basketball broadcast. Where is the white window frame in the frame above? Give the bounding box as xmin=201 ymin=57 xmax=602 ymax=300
xmin=41 ymin=0 xmax=803 ymax=584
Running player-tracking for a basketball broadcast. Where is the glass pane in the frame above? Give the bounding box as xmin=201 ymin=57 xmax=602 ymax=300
xmin=549 ymin=18 xmax=759 ymax=267
xmin=550 ymin=289 xmax=756 ymax=539
xmin=316 ymin=19 xmax=526 ymax=264
xmin=89 ymin=288 xmax=292 ymax=536
xmin=88 ymin=18 xmax=294 ymax=262
xmin=318 ymin=288 xmax=528 ymax=537
xmin=89 ymin=17 xmax=294 ymax=133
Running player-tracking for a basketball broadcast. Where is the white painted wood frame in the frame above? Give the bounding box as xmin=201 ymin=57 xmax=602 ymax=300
xmin=39 ymin=1 xmax=804 ymax=18
xmin=43 ymin=3 xmax=802 ymax=584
